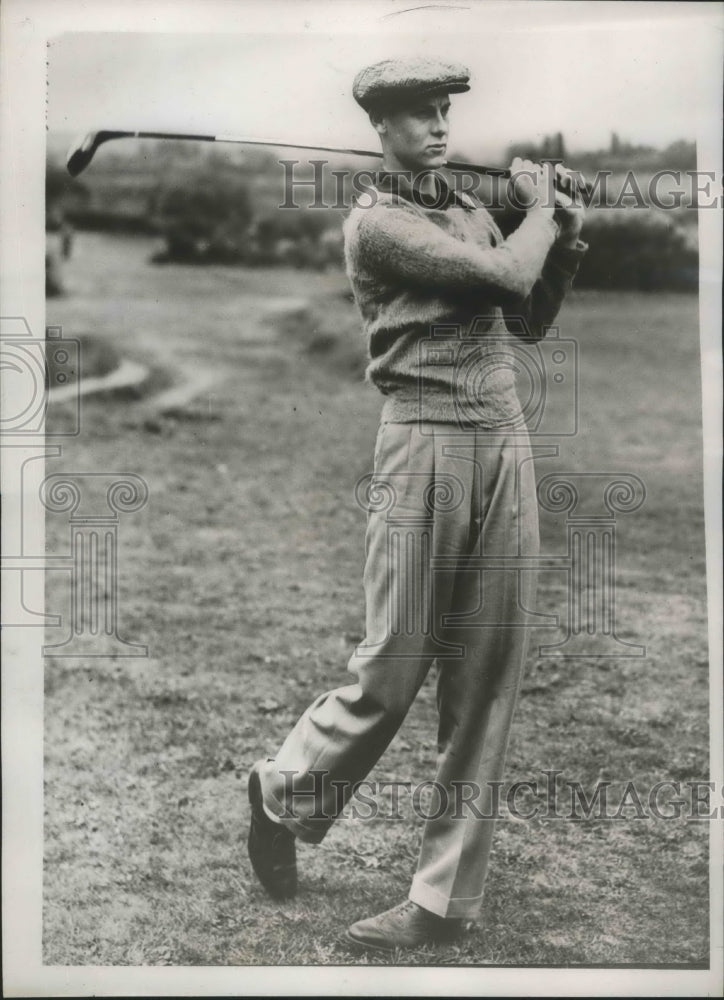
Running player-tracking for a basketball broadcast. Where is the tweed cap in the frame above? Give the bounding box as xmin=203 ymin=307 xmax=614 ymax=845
xmin=352 ymin=57 xmax=471 ymax=111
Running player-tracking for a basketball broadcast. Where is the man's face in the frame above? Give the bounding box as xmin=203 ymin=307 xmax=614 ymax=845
xmin=374 ymin=93 xmax=451 ymax=171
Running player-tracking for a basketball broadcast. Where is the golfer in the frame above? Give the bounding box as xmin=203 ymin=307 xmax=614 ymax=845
xmin=248 ymin=56 xmax=586 ymax=951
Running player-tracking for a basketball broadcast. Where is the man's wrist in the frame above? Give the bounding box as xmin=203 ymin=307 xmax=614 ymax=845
xmin=556 ymin=229 xmax=582 ymax=249
xmin=526 ymin=204 xmax=557 ymax=226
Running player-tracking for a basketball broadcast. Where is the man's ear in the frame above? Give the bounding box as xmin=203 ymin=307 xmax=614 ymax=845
xmin=368 ymin=108 xmax=387 ymax=137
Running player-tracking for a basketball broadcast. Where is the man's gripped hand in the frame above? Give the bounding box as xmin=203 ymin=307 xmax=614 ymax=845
xmin=552 ymin=163 xmax=586 ymax=247
xmin=509 ymin=157 xmax=556 ymax=215
xmin=510 ymin=158 xmax=587 ymax=245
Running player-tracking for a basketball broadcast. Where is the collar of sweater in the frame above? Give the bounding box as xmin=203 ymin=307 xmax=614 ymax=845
xmin=374 ymin=170 xmax=475 ymax=211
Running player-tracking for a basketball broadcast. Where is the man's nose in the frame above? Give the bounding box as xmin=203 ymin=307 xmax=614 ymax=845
xmin=431 ymin=112 xmax=448 ymax=137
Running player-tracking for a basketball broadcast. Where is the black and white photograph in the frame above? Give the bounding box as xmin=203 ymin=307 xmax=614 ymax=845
xmin=1 ymin=0 xmax=722 ymax=995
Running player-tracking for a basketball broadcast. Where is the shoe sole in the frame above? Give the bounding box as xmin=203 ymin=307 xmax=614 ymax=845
xmin=247 ymin=764 xmax=262 ymax=811
xmin=343 ymin=927 xmax=464 ymax=953
xmin=343 ymin=929 xmax=397 ymax=953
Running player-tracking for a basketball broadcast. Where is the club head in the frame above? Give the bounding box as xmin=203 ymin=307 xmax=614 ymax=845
xmin=65 ymin=130 xmax=132 ymax=177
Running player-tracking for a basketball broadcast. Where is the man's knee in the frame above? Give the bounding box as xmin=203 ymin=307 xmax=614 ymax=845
xmin=348 ymin=644 xmax=431 ymax=721
xmin=358 ymin=672 xmax=422 ymax=725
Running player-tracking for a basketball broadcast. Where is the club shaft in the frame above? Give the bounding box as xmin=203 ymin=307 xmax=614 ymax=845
xmin=218 ymin=134 xmax=512 ymax=177
xmin=68 ymin=128 xmax=511 ymax=178
xmin=66 ymin=129 xmax=590 ymax=194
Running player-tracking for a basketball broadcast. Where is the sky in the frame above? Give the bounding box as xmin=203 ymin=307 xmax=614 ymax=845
xmin=46 ymin=3 xmax=720 ymax=161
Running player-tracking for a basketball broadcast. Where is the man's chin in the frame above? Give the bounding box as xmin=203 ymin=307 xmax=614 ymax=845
xmin=403 ymin=152 xmax=447 ymax=173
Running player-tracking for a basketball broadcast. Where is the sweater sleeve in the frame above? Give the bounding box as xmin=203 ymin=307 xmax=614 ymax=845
xmin=352 ymin=199 xmax=559 ymax=301
xmin=507 ymin=240 xmax=588 ymax=342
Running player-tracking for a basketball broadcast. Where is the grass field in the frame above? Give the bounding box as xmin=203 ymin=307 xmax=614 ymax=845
xmin=43 ymin=232 xmax=709 ymax=967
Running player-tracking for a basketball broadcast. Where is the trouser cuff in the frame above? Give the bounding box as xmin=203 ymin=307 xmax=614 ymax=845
xmin=409 ymin=874 xmax=484 ymax=919
xmin=261 ymin=780 xmax=330 ymax=845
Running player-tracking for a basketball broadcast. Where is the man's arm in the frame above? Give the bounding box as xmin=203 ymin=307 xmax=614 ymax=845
xmin=508 ymin=238 xmax=587 ymax=341
xmin=506 ymin=165 xmax=588 ymax=341
xmin=351 ymin=199 xmax=559 ymax=302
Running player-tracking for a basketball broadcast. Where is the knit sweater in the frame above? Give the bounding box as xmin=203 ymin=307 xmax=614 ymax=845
xmin=343 ymin=171 xmax=587 ymax=425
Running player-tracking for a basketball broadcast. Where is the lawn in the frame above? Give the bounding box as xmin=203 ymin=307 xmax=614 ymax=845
xmin=43 ymin=232 xmax=709 ymax=967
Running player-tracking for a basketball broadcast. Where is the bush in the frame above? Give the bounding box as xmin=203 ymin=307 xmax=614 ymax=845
xmin=152 ymin=171 xmax=254 ymax=263
xmin=576 ymin=207 xmax=698 ymax=291
xmin=483 ymin=198 xmax=698 ymax=292
xmin=150 ymin=168 xmax=345 ymax=268
xmin=247 ymin=210 xmax=344 ymax=269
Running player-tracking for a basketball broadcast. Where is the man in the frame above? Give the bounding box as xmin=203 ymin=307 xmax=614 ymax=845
xmin=247 ymin=56 xmax=586 ymax=951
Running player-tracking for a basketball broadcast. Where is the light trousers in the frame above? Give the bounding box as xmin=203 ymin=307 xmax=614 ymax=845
xmin=260 ymin=421 xmax=540 ymax=918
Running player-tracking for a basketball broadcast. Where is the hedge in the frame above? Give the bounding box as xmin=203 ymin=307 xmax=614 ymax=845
xmin=575 ymin=207 xmax=697 ymax=291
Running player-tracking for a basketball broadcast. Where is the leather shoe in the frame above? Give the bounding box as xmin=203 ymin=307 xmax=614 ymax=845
xmin=346 ymin=899 xmax=463 ymax=952
xmin=247 ymin=761 xmax=297 ymax=900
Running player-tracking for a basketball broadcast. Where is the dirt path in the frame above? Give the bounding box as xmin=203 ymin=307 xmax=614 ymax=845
xmin=53 ymin=233 xmax=325 ymax=411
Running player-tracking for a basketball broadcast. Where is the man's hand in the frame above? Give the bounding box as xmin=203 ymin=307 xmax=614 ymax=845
xmin=552 ymin=163 xmax=586 ymax=248
xmin=509 ymin=157 xmax=556 ymax=216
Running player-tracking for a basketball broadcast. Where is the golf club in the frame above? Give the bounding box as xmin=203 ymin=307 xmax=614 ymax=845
xmin=65 ymin=129 xmax=589 ymax=195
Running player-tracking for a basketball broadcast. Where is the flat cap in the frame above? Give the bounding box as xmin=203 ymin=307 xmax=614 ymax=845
xmin=352 ymin=57 xmax=471 ymax=111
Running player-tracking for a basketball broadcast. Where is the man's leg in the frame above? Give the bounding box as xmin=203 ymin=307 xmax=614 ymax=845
xmin=407 ymin=430 xmax=540 ymax=920
xmin=345 ymin=428 xmax=541 ymax=949
xmin=256 ymin=422 xmax=477 ymax=844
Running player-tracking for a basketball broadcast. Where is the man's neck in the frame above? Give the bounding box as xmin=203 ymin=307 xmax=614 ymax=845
xmin=381 ymin=154 xmax=439 ymax=199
